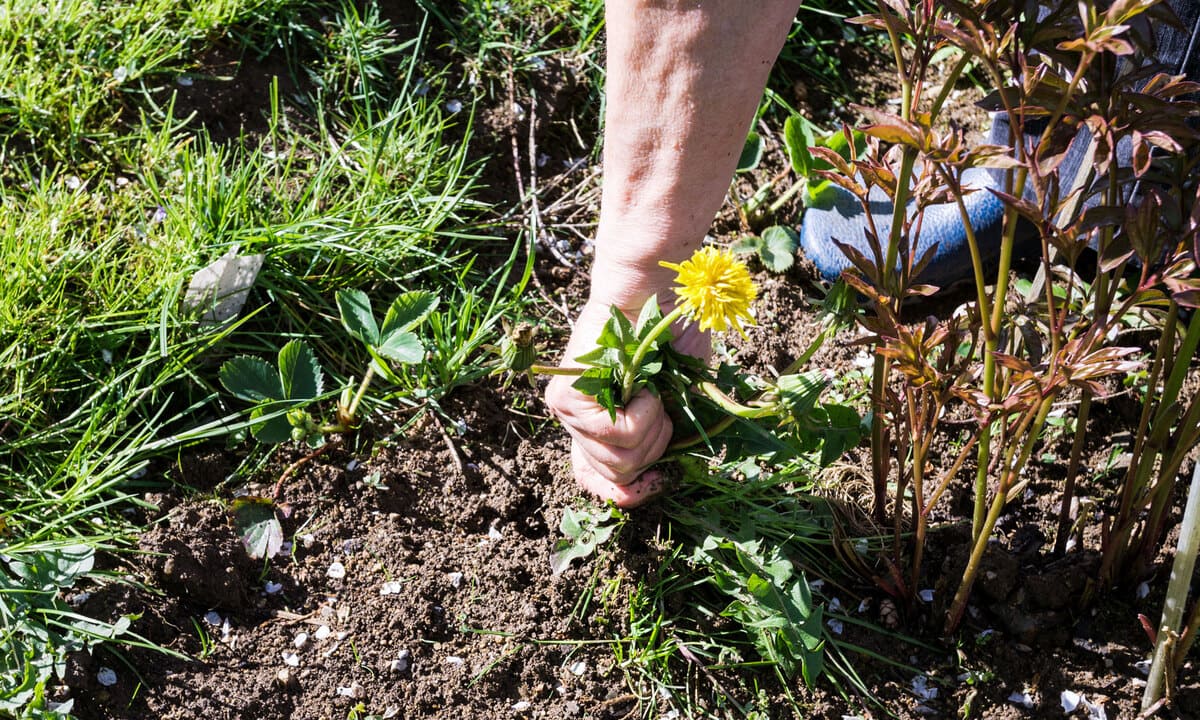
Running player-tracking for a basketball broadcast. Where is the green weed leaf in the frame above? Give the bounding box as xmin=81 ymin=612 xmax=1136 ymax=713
xmin=219 ymin=357 xmax=283 ymax=402
xmin=230 ymin=496 xmax=283 ymax=560
xmin=784 ymin=115 xmax=816 ymax=176
xmin=381 ymin=291 xmax=438 ymax=335
xmin=277 ymin=340 xmax=323 ymax=401
xmin=374 ymin=331 xmax=424 ymax=364
xmin=249 ymin=405 xmax=294 ymax=444
xmin=738 ymin=131 xmax=763 ymax=172
xmin=760 ymin=226 xmax=799 ymax=272
xmin=337 ymin=289 xmax=381 ymax=346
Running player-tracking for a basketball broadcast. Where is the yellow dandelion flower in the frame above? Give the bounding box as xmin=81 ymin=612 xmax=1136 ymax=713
xmin=660 ymin=247 xmax=757 ymax=335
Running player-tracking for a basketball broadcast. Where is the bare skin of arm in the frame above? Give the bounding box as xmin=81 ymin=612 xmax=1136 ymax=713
xmin=544 ymin=0 xmax=802 ymax=507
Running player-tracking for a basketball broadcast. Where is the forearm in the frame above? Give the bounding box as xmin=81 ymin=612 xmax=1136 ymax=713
xmin=591 ymin=0 xmax=802 ymax=310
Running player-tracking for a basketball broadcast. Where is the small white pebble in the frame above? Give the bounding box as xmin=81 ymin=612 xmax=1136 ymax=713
xmin=281 ymin=652 xmax=300 ymax=667
xmin=293 ymin=632 xmax=309 ymax=649
xmin=828 ymin=597 xmax=843 ymax=613
xmin=447 ymin=572 xmax=464 ymax=589
xmin=827 ymin=618 xmax=844 ymax=635
xmin=203 ymin=611 xmax=222 ymax=627
xmin=445 ymin=99 xmax=463 ymax=113
xmin=101 ymin=349 xmax=113 ymax=364
xmin=445 ymin=656 xmax=465 ymax=666
xmin=314 ymin=625 xmax=332 ymax=640
xmin=96 ymin=667 xmax=118 ymax=686
xmin=336 ymin=682 xmax=365 ymax=699
xmin=335 ymin=631 xmax=350 ymax=641
xmin=1134 ymin=659 xmax=1152 ymax=675
xmin=809 ymin=579 xmax=825 ymax=591
xmin=569 ymin=661 xmax=587 ymax=676
xmin=380 ymin=581 xmax=402 ymax=596
xmin=300 ymin=533 xmax=315 ymax=548
xmin=346 ymin=459 xmax=359 ymax=471
xmin=176 ymin=76 xmax=193 ymax=86
xmin=382 ymin=707 xmax=400 ymax=719
xmin=68 ymin=592 xmax=92 ymax=608
xmin=1007 ymin=691 xmax=1035 ymax=708
xmin=264 ymin=581 xmax=283 ymax=594
xmin=488 ymin=524 xmax=503 ymax=541
xmin=327 ymin=561 xmax=346 ymax=579
xmin=918 ymin=589 xmax=935 ymax=603
xmin=512 ymin=701 xmax=532 ymax=711
xmin=1136 ymin=581 xmax=1150 ymax=600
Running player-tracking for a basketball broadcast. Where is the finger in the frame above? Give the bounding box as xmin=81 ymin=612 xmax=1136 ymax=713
xmin=569 ymin=409 xmax=673 ymax=483
xmin=575 ymin=457 xmax=668 ymax=508
xmin=556 ymin=389 xmax=669 ymax=451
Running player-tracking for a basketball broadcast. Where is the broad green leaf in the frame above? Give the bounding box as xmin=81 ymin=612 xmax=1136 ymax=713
xmin=561 ymin=507 xmax=585 ymax=537
xmin=784 ymin=115 xmax=816 ymax=176
xmin=760 ymin=226 xmax=799 ymax=273
xmin=277 ymin=340 xmax=323 ymax=401
xmin=375 ymin=331 xmax=424 ymax=364
xmin=337 ymin=289 xmax=380 ymax=346
xmin=5 ymin=545 xmax=94 ymax=591
xmin=381 ymin=291 xmax=438 ymax=336
xmin=634 ymin=294 xmax=663 ymax=336
xmin=230 ymin=497 xmax=283 ymax=560
xmin=219 ymin=356 xmax=283 ymax=402
xmin=250 ymin=405 xmax=294 ymax=444
xmin=737 ymin=131 xmax=763 ymax=172
xmin=572 ymin=368 xmax=617 ymax=419
xmin=730 ymin=236 xmax=764 ymax=256
xmin=573 ymin=346 xmax=620 ymax=368
xmin=550 ymin=538 xmax=594 ymax=575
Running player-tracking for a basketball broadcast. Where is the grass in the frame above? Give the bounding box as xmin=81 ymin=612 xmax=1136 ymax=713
xmin=0 ymin=0 xmax=888 ymax=717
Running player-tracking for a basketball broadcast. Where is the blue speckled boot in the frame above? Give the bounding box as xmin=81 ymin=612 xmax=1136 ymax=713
xmin=798 ymin=0 xmax=1199 ymax=289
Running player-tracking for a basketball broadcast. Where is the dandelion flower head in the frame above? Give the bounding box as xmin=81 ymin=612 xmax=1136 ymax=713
xmin=660 ymin=247 xmax=757 ymax=335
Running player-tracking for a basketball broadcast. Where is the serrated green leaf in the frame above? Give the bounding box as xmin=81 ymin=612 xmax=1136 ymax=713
xmin=760 ymin=226 xmax=799 ymax=272
xmin=219 ymin=356 xmax=283 ymax=402
xmin=230 ymin=497 xmax=283 ymax=560
xmin=784 ymin=115 xmax=816 ymax=176
xmin=737 ymin=131 xmax=763 ymax=172
xmin=381 ymin=291 xmax=438 ymax=336
xmin=730 ymin=236 xmax=764 ymax=256
xmin=277 ymin=340 xmax=322 ymax=401
xmin=250 ymin=405 xmax=294 ymax=444
xmin=375 ymin=331 xmax=424 ymax=364
xmin=337 ymin=289 xmax=380 ymax=346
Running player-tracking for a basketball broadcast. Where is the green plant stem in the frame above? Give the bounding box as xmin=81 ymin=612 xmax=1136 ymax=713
xmin=1142 ymin=457 xmax=1200 ymax=710
xmin=345 ymin=365 xmax=376 ymax=422
xmin=668 ymin=415 xmax=737 ymax=453
xmin=1054 ymin=391 xmax=1091 ymax=555
xmin=621 ymin=305 xmax=686 ymax=405
xmin=529 ymin=364 xmax=587 ymax=377
xmin=696 ymin=382 xmax=777 ymax=419
xmin=947 ymin=396 xmax=1053 ymax=632
xmin=766 ymin=178 xmax=808 ymax=215
xmin=1103 ymin=305 xmax=1200 ymax=583
xmin=973 ymin=165 xmax=1029 ymax=540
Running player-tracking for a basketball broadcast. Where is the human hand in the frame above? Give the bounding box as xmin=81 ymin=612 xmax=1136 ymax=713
xmin=544 ymin=299 xmax=710 ymax=508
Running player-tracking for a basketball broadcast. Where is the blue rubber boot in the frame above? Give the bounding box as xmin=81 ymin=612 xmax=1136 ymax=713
xmin=798 ymin=0 xmax=1199 ymax=289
